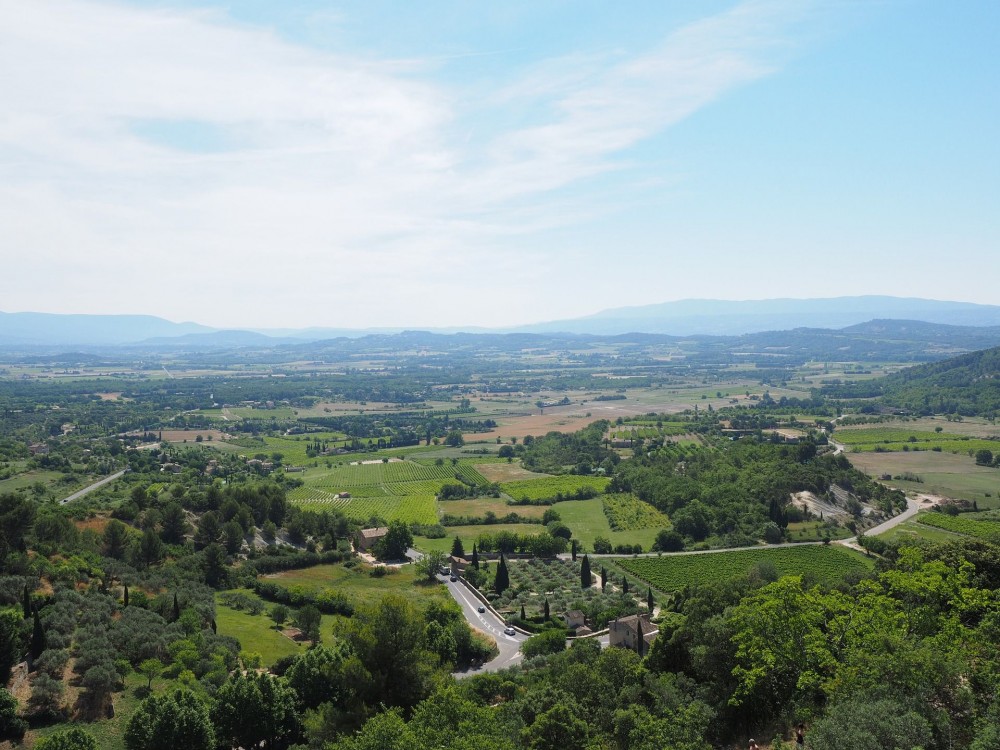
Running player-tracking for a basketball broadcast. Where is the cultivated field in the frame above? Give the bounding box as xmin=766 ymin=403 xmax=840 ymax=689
xmin=836 ymin=428 xmax=1000 ymax=455
xmin=618 ymin=545 xmax=874 ymax=592
xmin=500 ymin=475 xmax=609 ymax=502
xmin=916 ymin=512 xmax=1000 ymax=544
xmin=602 ymin=493 xmax=669 ymax=531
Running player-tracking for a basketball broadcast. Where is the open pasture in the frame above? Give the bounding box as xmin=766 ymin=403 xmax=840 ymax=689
xmin=847 ymin=451 xmax=1000 ymax=506
xmin=215 ymin=599 xmax=303 ymax=666
xmin=619 ymin=545 xmax=873 ymax=592
xmin=553 ymin=498 xmax=660 ymax=550
xmin=264 ymin=563 xmax=451 ymax=610
xmin=837 ymin=416 xmax=1000 ymax=439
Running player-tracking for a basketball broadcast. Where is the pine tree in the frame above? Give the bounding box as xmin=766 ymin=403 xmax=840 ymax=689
xmin=22 ymin=585 xmax=31 ymax=620
xmin=494 ymin=554 xmax=510 ymax=596
xmin=580 ymin=555 xmax=592 ymax=589
xmin=601 ymin=567 xmax=607 ymax=592
xmin=451 ymin=537 xmax=465 ymax=559
xmin=471 ymin=543 xmax=479 ymax=570
xmin=647 ymin=587 xmax=654 ymax=612
xmin=30 ymin=606 xmax=46 ymax=660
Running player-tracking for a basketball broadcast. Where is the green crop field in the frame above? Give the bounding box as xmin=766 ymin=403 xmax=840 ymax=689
xmin=836 ymin=428 xmax=1000 ymax=456
xmin=305 ymin=460 xmax=469 ymax=487
xmin=286 ymin=490 xmax=438 ymax=524
xmin=500 ymin=475 xmax=609 ymax=502
xmin=439 ymin=497 xmax=547 ymax=519
xmin=619 ymin=545 xmax=873 ymax=592
xmin=602 ymin=493 xmax=669 ymax=531
xmin=610 ymin=422 xmax=691 ymax=440
xmin=915 ymin=513 xmax=1000 ymax=544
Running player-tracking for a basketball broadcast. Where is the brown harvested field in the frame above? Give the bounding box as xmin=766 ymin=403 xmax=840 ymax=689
xmin=148 ymin=429 xmax=231 ymax=442
xmin=439 ymin=498 xmax=546 ymax=519
xmin=475 ymin=463 xmax=550 ymax=482
xmin=94 ymin=392 xmax=123 ymax=401
xmin=466 ymin=408 xmax=605 ymax=442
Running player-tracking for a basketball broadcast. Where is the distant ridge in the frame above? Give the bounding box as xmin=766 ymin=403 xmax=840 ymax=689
xmin=0 ymin=311 xmax=212 ymax=345
xmin=514 ymin=296 xmax=1000 ymax=336
xmin=4 ymin=296 xmax=1000 ymax=345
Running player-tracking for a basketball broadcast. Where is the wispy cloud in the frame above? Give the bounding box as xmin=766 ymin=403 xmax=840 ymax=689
xmin=0 ymin=0 xmax=814 ymax=327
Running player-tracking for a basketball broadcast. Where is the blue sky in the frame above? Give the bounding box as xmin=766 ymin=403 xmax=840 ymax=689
xmin=0 ymin=0 xmax=997 ymax=329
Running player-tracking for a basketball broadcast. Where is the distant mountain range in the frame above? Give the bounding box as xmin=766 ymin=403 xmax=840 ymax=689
xmin=3 ymin=296 xmax=1000 ymax=346
xmin=515 ymin=296 xmax=1000 ymax=336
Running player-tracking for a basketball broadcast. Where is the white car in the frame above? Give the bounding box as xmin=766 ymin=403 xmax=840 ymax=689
xmin=503 ymin=626 xmax=517 ymax=636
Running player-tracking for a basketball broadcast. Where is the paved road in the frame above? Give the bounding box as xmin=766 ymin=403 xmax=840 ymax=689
xmin=439 ymin=574 xmax=529 ymax=676
xmin=840 ymin=496 xmax=921 ymax=546
xmin=59 ymin=470 xmax=126 ymax=505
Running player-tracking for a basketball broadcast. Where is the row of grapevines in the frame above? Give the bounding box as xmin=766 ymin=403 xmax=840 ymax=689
xmin=619 ymin=546 xmax=872 ymax=592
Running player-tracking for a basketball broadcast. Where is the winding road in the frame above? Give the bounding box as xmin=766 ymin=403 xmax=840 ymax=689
xmin=439 ymin=573 xmax=529 ymax=676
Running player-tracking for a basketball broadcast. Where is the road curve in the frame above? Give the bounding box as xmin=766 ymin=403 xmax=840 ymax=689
xmin=440 ymin=573 xmax=529 ymax=677
xmin=59 ymin=470 xmax=126 ymax=505
xmin=839 ymin=496 xmax=921 ymax=545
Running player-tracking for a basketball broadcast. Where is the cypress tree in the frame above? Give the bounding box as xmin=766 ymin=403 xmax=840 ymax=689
xmin=211 ymin=619 xmax=217 ymax=634
xmin=601 ymin=567 xmax=607 ymax=592
xmin=123 ymin=584 xmax=129 ymax=607
xmin=580 ymin=555 xmax=592 ymax=589
xmin=172 ymin=593 xmax=181 ymax=622
xmin=571 ymin=539 xmax=577 ymax=561
xmin=647 ymin=587 xmax=654 ymax=612
xmin=30 ymin=607 xmax=46 ymax=660
xmin=22 ymin=584 xmax=31 ymax=620
xmin=520 ymin=604 xmax=526 ymax=621
xmin=622 ymin=576 xmax=629 ymax=595
xmin=495 ymin=554 xmax=509 ymax=596
xmin=543 ymin=599 xmax=550 ymax=620
xmin=471 ymin=543 xmax=479 ymax=570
